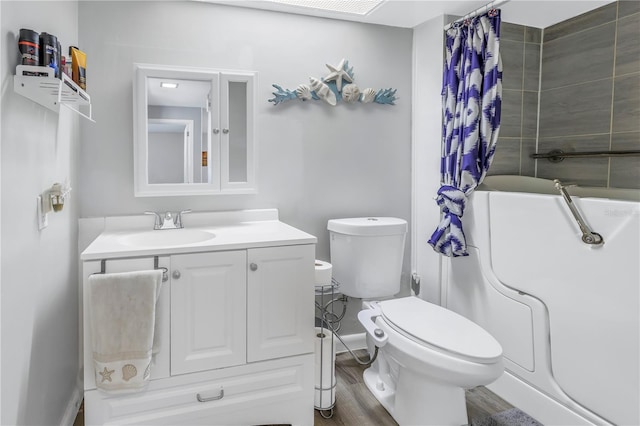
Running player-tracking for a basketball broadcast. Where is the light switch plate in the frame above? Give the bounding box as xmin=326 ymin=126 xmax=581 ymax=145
xmin=37 ymin=195 xmax=48 ymax=230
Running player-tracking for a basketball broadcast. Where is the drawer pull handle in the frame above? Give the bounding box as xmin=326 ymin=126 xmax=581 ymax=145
xmin=250 ymin=263 xmax=258 ymax=271
xmin=197 ymin=388 xmax=224 ymax=402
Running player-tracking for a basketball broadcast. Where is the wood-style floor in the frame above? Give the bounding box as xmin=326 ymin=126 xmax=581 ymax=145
xmin=74 ymin=350 xmax=514 ymax=426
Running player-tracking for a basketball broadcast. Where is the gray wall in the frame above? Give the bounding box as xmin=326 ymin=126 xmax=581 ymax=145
xmin=78 ymin=2 xmax=413 ymax=334
xmin=490 ymin=1 xmax=640 ymax=189
xmin=1 ymin=2 xmax=81 ymax=424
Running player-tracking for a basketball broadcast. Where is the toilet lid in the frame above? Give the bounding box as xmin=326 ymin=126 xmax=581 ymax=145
xmin=378 ymin=297 xmax=502 ymax=364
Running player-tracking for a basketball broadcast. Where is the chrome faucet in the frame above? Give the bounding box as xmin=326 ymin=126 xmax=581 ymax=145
xmin=174 ymin=209 xmax=191 ymax=228
xmin=145 ymin=210 xmax=191 ymax=230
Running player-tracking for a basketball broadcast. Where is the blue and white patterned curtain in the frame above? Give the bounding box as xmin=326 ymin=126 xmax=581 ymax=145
xmin=428 ymin=10 xmax=502 ymax=257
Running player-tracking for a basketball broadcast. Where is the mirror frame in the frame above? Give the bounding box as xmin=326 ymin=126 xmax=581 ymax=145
xmin=133 ymin=63 xmax=257 ymax=197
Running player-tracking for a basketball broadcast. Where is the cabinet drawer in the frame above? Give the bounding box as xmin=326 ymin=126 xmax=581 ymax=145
xmin=84 ymin=354 xmax=314 ymax=425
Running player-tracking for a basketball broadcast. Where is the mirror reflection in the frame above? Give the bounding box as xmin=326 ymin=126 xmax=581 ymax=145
xmin=148 ymin=119 xmax=195 ymax=184
xmin=147 ymin=77 xmax=210 ymax=185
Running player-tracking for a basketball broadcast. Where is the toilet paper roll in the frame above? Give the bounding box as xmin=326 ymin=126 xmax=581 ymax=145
xmin=314 ymin=260 xmax=332 ymax=287
xmin=314 ymin=327 xmax=336 ymax=409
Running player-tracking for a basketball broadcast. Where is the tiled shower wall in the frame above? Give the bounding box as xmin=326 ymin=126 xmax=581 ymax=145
xmin=488 ymin=21 xmax=541 ymax=177
xmin=490 ymin=0 xmax=640 ymax=189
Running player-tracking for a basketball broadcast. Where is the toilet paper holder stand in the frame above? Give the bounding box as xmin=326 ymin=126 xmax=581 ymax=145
xmin=314 ymin=278 xmax=381 ymax=419
xmin=315 ymin=278 xmax=341 ymax=418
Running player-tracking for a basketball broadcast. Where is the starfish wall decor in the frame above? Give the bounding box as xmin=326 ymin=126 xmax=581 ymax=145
xmin=268 ymin=59 xmax=397 ymax=106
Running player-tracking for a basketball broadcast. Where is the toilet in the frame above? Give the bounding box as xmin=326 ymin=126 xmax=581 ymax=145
xmin=328 ymin=217 xmax=504 ymax=426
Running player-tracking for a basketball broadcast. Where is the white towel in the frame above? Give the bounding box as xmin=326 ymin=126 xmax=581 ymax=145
xmin=89 ymin=269 xmax=163 ymax=392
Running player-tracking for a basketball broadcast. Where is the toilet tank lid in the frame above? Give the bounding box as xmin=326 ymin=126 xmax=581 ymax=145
xmin=327 ymin=217 xmax=408 ymax=236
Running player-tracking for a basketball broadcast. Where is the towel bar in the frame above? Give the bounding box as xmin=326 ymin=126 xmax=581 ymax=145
xmin=91 ymin=256 xmax=169 ymax=282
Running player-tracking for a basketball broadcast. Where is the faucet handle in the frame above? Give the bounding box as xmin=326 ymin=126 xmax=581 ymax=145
xmin=175 ymin=209 xmax=192 ymax=228
xmin=144 ymin=211 xmax=162 ymax=229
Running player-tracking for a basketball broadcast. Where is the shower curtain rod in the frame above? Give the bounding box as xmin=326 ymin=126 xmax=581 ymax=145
xmin=444 ymin=0 xmax=511 ymax=30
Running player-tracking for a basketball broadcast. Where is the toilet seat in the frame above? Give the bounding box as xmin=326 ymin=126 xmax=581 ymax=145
xmin=378 ymin=297 xmax=502 ymax=364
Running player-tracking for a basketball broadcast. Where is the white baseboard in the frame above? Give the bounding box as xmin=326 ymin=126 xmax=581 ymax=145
xmin=335 ymin=332 xmax=367 ymax=354
xmin=60 ymin=384 xmax=83 ymax=426
xmin=488 ymin=371 xmax=605 ymax=426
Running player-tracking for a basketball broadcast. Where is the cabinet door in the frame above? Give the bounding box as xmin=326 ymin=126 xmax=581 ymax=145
xmin=247 ymin=245 xmax=315 ymax=362
xmin=220 ymin=72 xmax=255 ymax=193
xmin=171 ymin=251 xmax=246 ymax=375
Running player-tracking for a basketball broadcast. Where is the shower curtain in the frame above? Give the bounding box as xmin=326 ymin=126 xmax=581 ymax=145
xmin=428 ymin=10 xmax=502 ymax=257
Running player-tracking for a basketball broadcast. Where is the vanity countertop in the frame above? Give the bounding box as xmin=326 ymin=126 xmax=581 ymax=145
xmin=81 ymin=209 xmax=317 ymax=260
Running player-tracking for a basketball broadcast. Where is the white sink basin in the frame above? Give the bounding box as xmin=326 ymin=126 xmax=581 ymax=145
xmin=119 ymin=228 xmax=216 ymax=247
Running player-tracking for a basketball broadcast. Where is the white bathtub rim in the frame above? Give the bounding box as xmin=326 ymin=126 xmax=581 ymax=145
xmin=479 ymin=175 xmax=640 ymax=202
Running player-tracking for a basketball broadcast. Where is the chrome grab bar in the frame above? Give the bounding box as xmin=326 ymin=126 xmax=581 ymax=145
xmin=553 ymin=179 xmax=604 ymax=246
xmin=532 ymin=149 xmax=640 ymax=163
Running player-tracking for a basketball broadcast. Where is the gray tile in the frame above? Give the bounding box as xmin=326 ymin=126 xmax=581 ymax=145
xmin=501 ymin=40 xmax=524 ymax=90
xmin=613 ymin=73 xmax=640 ymax=133
xmin=525 ymin=26 xmax=542 ymax=44
xmin=536 ymin=134 xmax=610 ymax=186
xmin=501 ymin=22 xmax=525 ymax=42
xmin=522 ymin=91 xmax=539 ymax=138
xmin=611 ymin=131 xmax=640 ymax=150
xmin=521 ymin=138 xmax=537 ymax=176
xmin=544 ymin=2 xmax=618 ymax=42
xmin=615 ymin=12 xmax=640 ymax=76
xmin=539 ymin=78 xmax=613 ymax=138
xmin=523 ymin=43 xmax=540 ymax=92
xmin=500 ymin=89 xmax=523 ymax=138
xmin=618 ymin=0 xmax=640 ymax=19
xmin=538 ymin=134 xmax=611 ymax=155
xmin=488 ymin=137 xmax=521 ymax=175
xmin=541 ymin=22 xmax=616 ymax=90
xmin=610 ymin=132 xmax=640 ymax=189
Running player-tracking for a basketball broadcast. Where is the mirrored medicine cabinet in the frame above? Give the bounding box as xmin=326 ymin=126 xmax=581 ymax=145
xmin=134 ymin=64 xmax=256 ymax=196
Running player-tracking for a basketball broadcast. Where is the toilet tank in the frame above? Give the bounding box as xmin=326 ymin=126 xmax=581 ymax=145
xmin=328 ymin=217 xmax=407 ymax=299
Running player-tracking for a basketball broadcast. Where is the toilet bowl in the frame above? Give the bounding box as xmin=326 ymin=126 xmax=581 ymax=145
xmin=359 ymin=297 xmax=503 ymax=425
xmin=328 ymin=217 xmax=504 ymax=426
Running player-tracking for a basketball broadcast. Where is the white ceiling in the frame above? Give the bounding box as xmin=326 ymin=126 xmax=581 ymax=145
xmin=197 ymin=0 xmax=615 ymax=29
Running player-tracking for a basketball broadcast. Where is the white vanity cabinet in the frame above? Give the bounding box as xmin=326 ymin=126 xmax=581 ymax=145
xmin=81 ymin=213 xmax=317 ymax=426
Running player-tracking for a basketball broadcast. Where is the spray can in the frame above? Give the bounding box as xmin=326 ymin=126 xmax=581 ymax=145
xmin=18 ymin=29 xmax=39 ymax=66
xmin=39 ymin=32 xmax=59 ymax=78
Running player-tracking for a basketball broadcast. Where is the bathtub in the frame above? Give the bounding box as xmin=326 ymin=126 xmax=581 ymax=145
xmin=443 ymin=175 xmax=639 ymax=425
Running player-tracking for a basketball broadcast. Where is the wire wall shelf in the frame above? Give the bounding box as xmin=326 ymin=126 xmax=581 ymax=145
xmin=14 ymin=65 xmax=94 ymax=122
